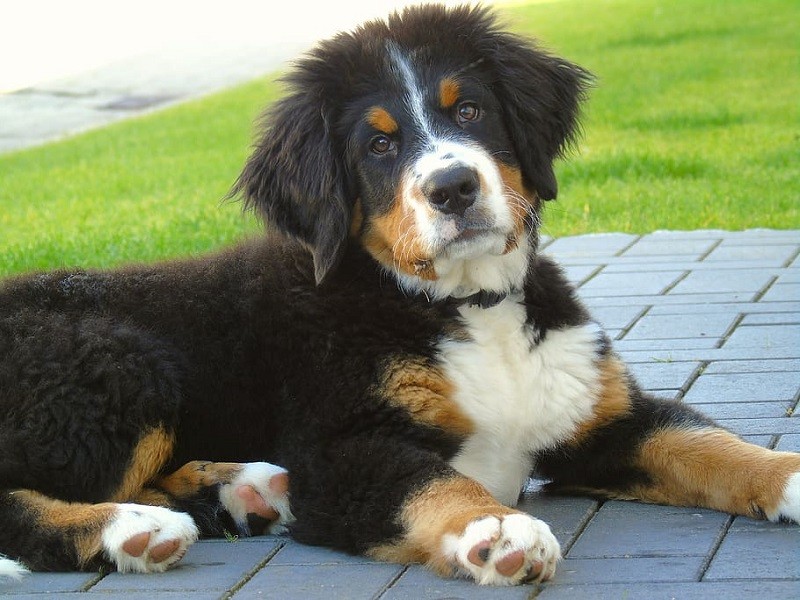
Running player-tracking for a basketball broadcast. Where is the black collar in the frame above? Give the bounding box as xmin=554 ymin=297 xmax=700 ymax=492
xmin=450 ymin=289 xmax=509 ymax=309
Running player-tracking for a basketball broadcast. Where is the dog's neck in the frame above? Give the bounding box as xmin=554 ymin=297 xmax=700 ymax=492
xmin=392 ymin=237 xmax=532 ymax=304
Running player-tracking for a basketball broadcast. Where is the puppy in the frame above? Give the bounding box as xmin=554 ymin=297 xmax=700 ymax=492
xmin=1 ymin=4 xmax=798 ymax=586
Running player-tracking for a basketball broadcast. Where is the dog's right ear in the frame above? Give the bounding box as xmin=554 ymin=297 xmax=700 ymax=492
xmin=230 ymin=90 xmax=352 ymax=285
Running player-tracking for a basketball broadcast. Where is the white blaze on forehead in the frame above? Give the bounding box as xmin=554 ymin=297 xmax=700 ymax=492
xmin=387 ymin=44 xmax=435 ymax=144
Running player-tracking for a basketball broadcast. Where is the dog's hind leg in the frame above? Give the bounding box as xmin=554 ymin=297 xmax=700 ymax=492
xmin=535 ymin=357 xmax=800 ymax=522
xmin=132 ymin=461 xmax=294 ymax=538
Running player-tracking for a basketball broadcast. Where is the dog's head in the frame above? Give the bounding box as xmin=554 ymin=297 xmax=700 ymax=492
xmin=232 ymin=5 xmax=591 ymax=297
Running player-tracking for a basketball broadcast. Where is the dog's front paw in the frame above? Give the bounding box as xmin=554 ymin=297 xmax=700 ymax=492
xmin=219 ymin=462 xmax=294 ymax=535
xmin=443 ymin=513 xmax=561 ymax=585
xmin=102 ymin=504 xmax=198 ymax=573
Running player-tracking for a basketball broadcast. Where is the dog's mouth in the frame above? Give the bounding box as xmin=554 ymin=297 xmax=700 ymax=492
xmin=437 ymin=219 xmax=513 ymax=260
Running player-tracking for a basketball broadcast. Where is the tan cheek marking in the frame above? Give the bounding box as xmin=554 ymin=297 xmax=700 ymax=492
xmin=439 ymin=78 xmax=460 ymax=109
xmin=15 ymin=490 xmax=118 ymax=566
xmin=571 ymin=356 xmax=632 ymax=443
xmin=633 ymin=428 xmax=800 ymax=519
xmin=350 ymin=199 xmax=365 ymax=238
xmin=495 ymin=161 xmax=538 ymax=253
xmin=111 ymin=427 xmax=175 ymax=502
xmin=360 ymin=181 xmax=438 ymax=280
xmin=367 ymin=107 xmax=398 ymax=135
xmin=367 ymin=476 xmax=517 ymax=576
xmin=379 ymin=357 xmax=474 ymax=437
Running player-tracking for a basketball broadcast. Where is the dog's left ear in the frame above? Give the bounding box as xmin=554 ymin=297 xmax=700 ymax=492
xmin=488 ymin=33 xmax=593 ymax=201
xmin=231 ymin=91 xmax=351 ymax=285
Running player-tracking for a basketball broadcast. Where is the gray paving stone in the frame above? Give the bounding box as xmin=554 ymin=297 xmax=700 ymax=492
xmin=702 ymin=244 xmax=798 ymax=263
xmin=683 ymin=372 xmax=799 ymax=404
xmin=618 ymin=346 xmax=800 ymax=364
xmin=92 ymin=539 xmax=281 ymax=593
xmin=644 ymin=389 xmax=681 ymax=401
xmin=627 ymin=362 xmax=701 ymax=390
xmin=236 ymin=563 xmax=403 ymax=599
xmin=0 ymin=571 xmax=100 ymax=594
xmin=601 ymin=258 xmax=787 ymax=272
xmin=382 ymin=566 xmax=534 ymax=599
xmin=777 ymin=271 xmax=800 ymax=283
xmin=775 ymin=433 xmax=800 ymax=452
xmin=555 ymin=556 xmax=701 ymax=584
xmin=516 ymin=489 xmax=598 ymax=541
xmin=615 ymin=338 xmax=720 ymax=352
xmin=589 ymin=305 xmax=648 ymax=330
xmin=716 ymin=230 xmax=799 ymax=244
xmin=621 ymin=238 xmax=717 ymax=258
xmin=567 ymin=502 xmax=728 ymax=559
xmin=648 ymin=301 xmax=799 ymax=315
xmin=586 ymin=292 xmax=758 ymax=306
xmin=668 ymin=269 xmax=774 ymax=295
xmin=741 ymin=434 xmax=774 ymax=447
xmin=269 ymin=541 xmax=376 ymax=565
xmin=760 ymin=282 xmax=800 ymax=302
xmin=622 ymin=312 xmax=736 ymax=341
xmin=578 ymin=271 xmax=686 ymax=297
xmin=690 ymin=401 xmax=793 ymax=420
xmin=704 ymin=528 xmax=800 ymax=580
xmin=727 ymin=514 xmax=800 ymax=531
xmin=544 ymin=233 xmax=639 ymax=259
xmin=560 ymin=264 xmax=599 ymax=286
xmin=83 ymin=592 xmax=220 ymax=599
xmin=741 ymin=312 xmax=800 ymax=326
xmin=537 ymin=581 xmax=800 ymax=600
xmin=714 ymin=417 xmax=800 ymax=436
xmin=703 ymin=358 xmax=800 ymax=374
xmin=722 ymin=324 xmax=800 ymax=353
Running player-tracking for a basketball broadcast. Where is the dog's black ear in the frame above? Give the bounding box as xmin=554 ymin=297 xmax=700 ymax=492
xmin=487 ymin=32 xmax=593 ymax=200
xmin=231 ymin=91 xmax=351 ymax=285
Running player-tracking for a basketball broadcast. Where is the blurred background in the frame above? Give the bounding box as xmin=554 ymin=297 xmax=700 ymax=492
xmin=0 ymin=0 xmax=448 ymax=93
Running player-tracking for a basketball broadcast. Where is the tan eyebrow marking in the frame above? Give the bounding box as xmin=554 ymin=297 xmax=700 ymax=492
xmin=366 ymin=106 xmax=399 ymax=134
xmin=439 ymin=78 xmax=460 ymax=109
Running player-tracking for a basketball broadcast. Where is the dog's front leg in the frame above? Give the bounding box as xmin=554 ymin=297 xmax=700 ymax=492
xmin=286 ymin=435 xmax=560 ymax=585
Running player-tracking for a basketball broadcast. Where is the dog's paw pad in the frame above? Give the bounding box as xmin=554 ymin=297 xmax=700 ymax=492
xmin=444 ymin=513 xmax=561 ymax=585
xmin=148 ymin=539 xmax=180 ymax=564
xmin=219 ymin=462 xmax=294 ymax=535
xmin=495 ymin=549 xmax=525 ymax=577
xmin=235 ymin=484 xmax=279 ymax=521
xmin=269 ymin=471 xmax=290 ymax=495
xmin=103 ymin=504 xmax=198 ymax=573
xmin=120 ymin=531 xmax=151 ymax=558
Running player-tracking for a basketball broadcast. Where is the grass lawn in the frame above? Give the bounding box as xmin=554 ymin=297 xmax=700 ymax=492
xmin=1 ymin=0 xmax=798 ymax=278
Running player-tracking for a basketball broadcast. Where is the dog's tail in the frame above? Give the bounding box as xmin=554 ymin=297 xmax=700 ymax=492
xmin=0 ymin=556 xmax=28 ymax=581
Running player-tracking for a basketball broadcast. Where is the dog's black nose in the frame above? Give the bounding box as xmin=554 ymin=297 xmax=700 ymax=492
xmin=422 ymin=165 xmax=480 ymax=216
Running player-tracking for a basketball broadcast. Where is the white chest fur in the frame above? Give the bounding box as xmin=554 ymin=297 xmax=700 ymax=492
xmin=438 ymin=297 xmax=602 ymax=505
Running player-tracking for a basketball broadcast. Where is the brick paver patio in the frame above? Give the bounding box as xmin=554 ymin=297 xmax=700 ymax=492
xmin=3 ymin=229 xmax=798 ymax=599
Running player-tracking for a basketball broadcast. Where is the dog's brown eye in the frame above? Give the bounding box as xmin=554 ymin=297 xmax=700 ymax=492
xmin=370 ymin=135 xmax=394 ymax=155
xmin=457 ymin=102 xmax=481 ymax=124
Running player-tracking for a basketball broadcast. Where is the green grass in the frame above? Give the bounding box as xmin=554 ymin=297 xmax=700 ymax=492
xmin=510 ymin=0 xmax=800 ymax=236
xmin=1 ymin=0 xmax=798 ymax=277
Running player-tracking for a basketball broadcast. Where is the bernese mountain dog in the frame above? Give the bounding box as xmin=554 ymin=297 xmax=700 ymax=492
xmin=1 ymin=4 xmax=798 ymax=587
